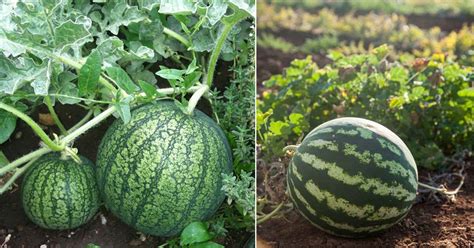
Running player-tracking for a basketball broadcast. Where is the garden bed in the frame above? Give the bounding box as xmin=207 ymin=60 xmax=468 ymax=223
xmin=0 ymin=100 xmax=250 ymax=247
xmin=256 ymin=156 xmax=473 ymax=247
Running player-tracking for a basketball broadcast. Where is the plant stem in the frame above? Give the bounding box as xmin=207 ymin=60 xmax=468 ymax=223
xmin=62 ymin=106 xmax=116 ymax=144
xmin=418 ymin=176 xmax=465 ymax=195
xmin=68 ymin=110 xmax=93 ymax=133
xmin=206 ymin=13 xmax=247 ymax=87
xmin=0 ymin=157 xmax=39 ymax=194
xmin=0 ymin=106 xmax=116 ymax=181
xmin=0 ymin=103 xmax=63 ymax=151
xmin=136 ymin=85 xmax=205 ymax=98
xmin=0 ymin=148 xmax=50 ymax=176
xmin=283 ymin=145 xmax=300 ymax=152
xmin=44 ymin=96 xmax=67 ymax=135
xmin=257 ymin=202 xmax=285 ymax=224
xmin=163 ymin=27 xmax=191 ymax=47
xmin=186 ymin=84 xmax=209 ymax=114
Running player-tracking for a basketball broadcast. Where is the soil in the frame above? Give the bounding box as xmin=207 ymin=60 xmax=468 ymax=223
xmin=256 ymin=156 xmax=474 ymax=248
xmin=0 ymin=60 xmax=252 ymax=247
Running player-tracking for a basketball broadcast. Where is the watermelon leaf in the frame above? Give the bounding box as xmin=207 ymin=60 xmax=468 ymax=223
xmin=180 ymin=221 xmax=213 ymax=246
xmin=0 ymin=110 xmax=16 ymax=144
xmin=78 ymin=50 xmax=102 ymax=96
xmin=105 ymin=67 xmax=139 ymax=94
xmin=190 ymin=241 xmax=224 ymax=248
xmin=0 ymin=150 xmax=9 ymax=167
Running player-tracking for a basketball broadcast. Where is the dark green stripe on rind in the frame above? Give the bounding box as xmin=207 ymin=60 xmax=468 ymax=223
xmin=288 ymin=117 xmax=417 ymax=237
xmin=21 ymin=153 xmax=100 ymax=230
xmin=96 ymin=101 xmax=232 ymax=237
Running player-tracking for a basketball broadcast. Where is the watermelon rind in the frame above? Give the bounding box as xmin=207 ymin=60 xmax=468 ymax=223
xmin=287 ymin=117 xmax=418 ymax=238
xmin=21 ymin=153 xmax=100 ymax=230
xmin=96 ymin=101 xmax=233 ymax=236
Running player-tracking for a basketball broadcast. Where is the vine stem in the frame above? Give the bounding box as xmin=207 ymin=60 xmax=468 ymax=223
xmin=0 ymin=106 xmax=116 ymax=178
xmin=135 ymin=85 xmax=206 ymax=98
xmin=257 ymin=202 xmax=285 ymax=224
xmin=0 ymin=157 xmax=39 ymax=194
xmin=186 ymin=84 xmax=209 ymax=114
xmin=0 ymin=103 xmax=63 ymax=151
xmin=283 ymin=145 xmax=300 ymax=152
xmin=44 ymin=96 xmax=67 ymax=135
xmin=163 ymin=27 xmax=191 ymax=47
xmin=206 ymin=13 xmax=248 ymax=87
xmin=62 ymin=106 xmax=116 ymax=144
xmin=68 ymin=110 xmax=93 ymax=133
xmin=0 ymin=148 xmax=50 ymax=176
xmin=418 ymin=174 xmax=465 ymax=195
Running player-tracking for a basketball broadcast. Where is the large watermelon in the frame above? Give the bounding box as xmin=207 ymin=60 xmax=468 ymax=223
xmin=287 ymin=117 xmax=418 ymax=237
xmin=21 ymin=153 xmax=100 ymax=230
xmin=96 ymin=101 xmax=232 ymax=236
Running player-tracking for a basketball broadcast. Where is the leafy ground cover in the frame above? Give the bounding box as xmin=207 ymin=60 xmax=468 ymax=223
xmin=257 ymin=2 xmax=473 ymax=247
xmin=258 ymin=2 xmax=474 ymax=66
xmin=0 ymin=1 xmax=255 ymax=247
xmin=264 ymin=0 xmax=474 ymax=17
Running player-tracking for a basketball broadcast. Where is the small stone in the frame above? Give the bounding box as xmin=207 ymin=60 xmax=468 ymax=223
xmin=129 ymin=239 xmax=142 ymax=246
xmin=38 ymin=113 xmax=55 ymax=126
xmin=100 ymin=214 xmax=107 ymax=225
xmin=40 ymin=244 xmax=47 ymax=248
xmin=15 ymin=131 xmax=22 ymax=139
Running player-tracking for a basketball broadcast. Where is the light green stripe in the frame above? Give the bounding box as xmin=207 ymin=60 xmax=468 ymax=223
xmin=303 ymin=179 xmax=409 ymax=221
xmin=319 ymin=215 xmax=401 ymax=233
xmin=336 ymin=129 xmax=358 ymax=136
xmin=290 ymin=160 xmax=303 ymax=182
xmin=307 ymin=139 xmax=338 ymax=151
xmin=367 ymin=206 xmax=411 ymax=221
xmin=343 ymin=144 xmax=417 ymax=189
xmin=306 ymin=127 xmax=334 ymax=139
xmin=305 ymin=180 xmax=374 ymax=219
xmin=291 ymin=182 xmax=316 ymax=215
xmin=356 ymin=127 xmax=373 ymax=139
xmin=297 ymin=152 xmax=416 ymax=202
xmin=343 ymin=144 xmax=372 ymax=164
xmin=373 ymin=153 xmax=418 ymax=190
xmin=377 ymin=137 xmax=401 ymax=156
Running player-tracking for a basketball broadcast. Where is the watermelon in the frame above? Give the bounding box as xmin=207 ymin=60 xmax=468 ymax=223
xmin=96 ymin=101 xmax=232 ymax=236
xmin=287 ymin=117 xmax=418 ymax=237
xmin=21 ymin=153 xmax=100 ymax=230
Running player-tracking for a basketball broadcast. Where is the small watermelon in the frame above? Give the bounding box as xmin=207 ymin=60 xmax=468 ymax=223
xmin=287 ymin=117 xmax=418 ymax=237
xmin=21 ymin=153 xmax=100 ymax=230
xmin=96 ymin=101 xmax=232 ymax=236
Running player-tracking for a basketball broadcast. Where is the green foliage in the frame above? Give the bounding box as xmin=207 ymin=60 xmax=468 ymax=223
xmin=222 ymin=172 xmax=255 ymax=217
xmin=209 ymin=28 xmax=255 ymax=236
xmin=0 ymin=0 xmax=255 ymax=129
xmin=264 ymin=0 xmax=474 ymax=17
xmin=257 ymin=3 xmax=474 ymax=65
xmin=257 ymin=33 xmax=296 ymax=53
xmin=0 ymin=151 xmax=8 ymax=167
xmin=258 ymin=46 xmax=473 ymax=170
xmin=0 ymin=0 xmax=255 ymax=245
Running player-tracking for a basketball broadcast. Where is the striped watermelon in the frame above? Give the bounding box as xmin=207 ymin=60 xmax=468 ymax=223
xmin=96 ymin=101 xmax=232 ymax=236
xmin=287 ymin=117 xmax=418 ymax=237
xmin=21 ymin=153 xmax=100 ymax=230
